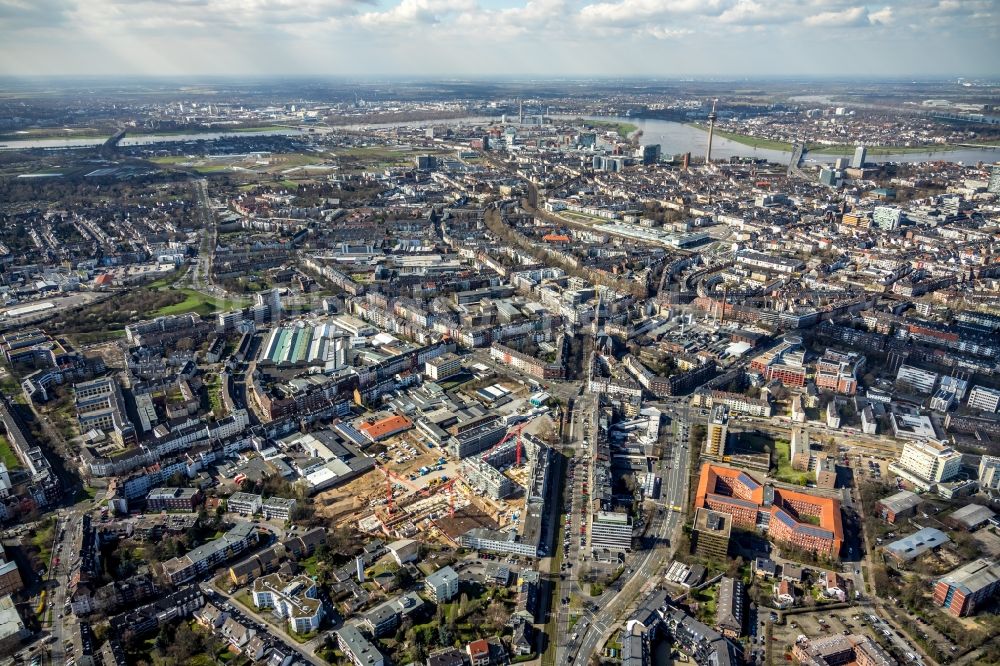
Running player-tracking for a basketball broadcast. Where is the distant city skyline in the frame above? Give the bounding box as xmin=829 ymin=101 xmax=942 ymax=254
xmin=0 ymin=0 xmax=998 ymax=78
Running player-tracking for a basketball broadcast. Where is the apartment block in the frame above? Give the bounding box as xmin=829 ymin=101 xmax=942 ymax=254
xmin=932 ymin=559 xmax=1000 ymax=617
xmin=968 ymin=385 xmax=1000 ymax=413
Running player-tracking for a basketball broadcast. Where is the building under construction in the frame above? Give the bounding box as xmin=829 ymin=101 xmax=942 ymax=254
xmin=461 ymin=431 xmax=544 ymax=500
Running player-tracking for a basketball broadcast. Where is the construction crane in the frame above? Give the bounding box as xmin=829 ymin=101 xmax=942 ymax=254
xmin=376 ymin=464 xmax=422 ymax=515
xmin=481 ymin=419 xmax=532 ymax=467
xmin=427 ymin=477 xmax=459 ymax=519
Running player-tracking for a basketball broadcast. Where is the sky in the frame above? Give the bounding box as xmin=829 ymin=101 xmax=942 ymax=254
xmin=0 ymin=0 xmax=997 ymax=78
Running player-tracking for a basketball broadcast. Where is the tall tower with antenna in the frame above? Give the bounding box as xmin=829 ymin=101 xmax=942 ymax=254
xmin=518 ymin=99 xmax=524 ymax=124
xmin=705 ymin=99 xmax=718 ymax=165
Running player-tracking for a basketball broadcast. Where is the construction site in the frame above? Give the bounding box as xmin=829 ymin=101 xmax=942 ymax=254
xmin=314 ymin=415 xmax=554 ymax=553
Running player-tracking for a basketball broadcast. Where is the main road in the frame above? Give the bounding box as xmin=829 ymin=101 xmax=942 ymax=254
xmin=567 ymin=406 xmax=691 ymax=665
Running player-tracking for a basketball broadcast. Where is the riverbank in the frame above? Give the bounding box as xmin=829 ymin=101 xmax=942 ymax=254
xmin=687 ymin=123 xmax=793 ymax=151
xmin=0 ymin=124 xmax=289 ymax=142
xmin=573 ymin=118 xmax=639 ymax=140
xmin=686 ymin=122 xmax=1000 ymax=156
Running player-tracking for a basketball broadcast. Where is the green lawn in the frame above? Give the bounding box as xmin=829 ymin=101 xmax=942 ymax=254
xmin=206 ymin=374 xmax=225 ymax=417
xmin=0 ymin=435 xmax=22 ymax=470
xmin=688 ymin=123 xmax=793 ymax=151
xmin=32 ymin=520 xmax=55 ymax=566
xmin=76 ymin=485 xmax=98 ymax=502
xmin=573 ymin=118 xmax=638 ymax=139
xmin=154 ymin=289 xmax=246 ymax=317
xmin=774 ymin=440 xmax=811 ymax=485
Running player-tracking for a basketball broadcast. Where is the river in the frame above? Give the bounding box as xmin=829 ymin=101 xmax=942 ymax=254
xmin=3 ymin=114 xmax=996 ymax=165
xmin=583 ymin=115 xmax=1000 ymax=165
xmin=0 ymin=127 xmax=305 ymax=151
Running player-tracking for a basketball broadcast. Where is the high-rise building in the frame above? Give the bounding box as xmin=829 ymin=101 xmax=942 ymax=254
xmin=704 ymin=404 xmax=729 ymax=458
xmin=978 ymin=455 xmax=1000 ymax=492
xmin=819 ymin=167 xmax=838 ymax=187
xmin=414 ymin=154 xmax=437 ymax=170
xmin=987 ymin=164 xmax=1000 ymax=194
xmin=691 ymin=507 xmax=731 ymax=560
xmin=851 ymin=145 xmax=867 ymax=169
xmin=641 ymin=144 xmax=661 ymax=165
xmin=254 ymin=289 xmax=282 ymax=323
xmin=895 ymin=440 xmax=963 ymax=485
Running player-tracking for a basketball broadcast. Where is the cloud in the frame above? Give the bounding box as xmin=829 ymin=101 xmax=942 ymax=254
xmin=803 ymin=6 xmax=871 ymax=27
xmin=644 ymin=26 xmax=694 ymax=39
xmin=357 ymin=0 xmax=475 ymax=27
xmin=0 ymin=0 xmax=75 ymax=28
xmin=718 ymin=0 xmax=798 ymax=25
xmin=577 ymin=0 xmax=730 ymax=27
xmin=0 ymin=0 xmax=997 ymax=75
xmin=868 ymin=6 xmax=893 ymax=25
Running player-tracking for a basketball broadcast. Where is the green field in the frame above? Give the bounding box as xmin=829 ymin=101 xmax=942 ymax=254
xmin=154 ymin=289 xmax=246 ymax=317
xmin=0 ymin=435 xmax=22 ymax=470
xmin=688 ymin=123 xmax=793 ymax=151
xmin=573 ymin=118 xmax=638 ymax=139
xmin=685 ymin=124 xmax=1000 ymax=156
xmin=774 ymin=439 xmax=811 ymax=485
xmin=807 ymin=142 xmax=999 ymax=155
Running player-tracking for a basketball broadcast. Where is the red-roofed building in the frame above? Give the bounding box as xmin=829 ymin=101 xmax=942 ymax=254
xmin=358 ymin=415 xmax=414 ymax=442
xmin=695 ymin=463 xmax=843 ymax=558
xmin=467 ymin=639 xmax=490 ymax=666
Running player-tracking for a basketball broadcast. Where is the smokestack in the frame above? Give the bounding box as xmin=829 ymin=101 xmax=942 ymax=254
xmin=705 ymin=99 xmax=718 ymax=165
xmin=518 ymin=99 xmax=523 ymax=124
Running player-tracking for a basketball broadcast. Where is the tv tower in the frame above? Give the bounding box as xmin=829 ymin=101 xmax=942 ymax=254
xmin=518 ymin=99 xmax=524 ymax=124
xmin=705 ymin=99 xmax=718 ymax=165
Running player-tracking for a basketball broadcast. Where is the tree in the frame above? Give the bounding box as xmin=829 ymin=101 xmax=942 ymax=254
xmin=438 ymin=622 xmax=455 ymax=647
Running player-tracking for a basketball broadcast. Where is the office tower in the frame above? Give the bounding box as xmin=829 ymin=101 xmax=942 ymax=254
xmin=641 ymin=144 xmax=661 ymax=165
xmin=851 ymin=145 xmax=867 ymax=169
xmin=988 ymin=164 xmax=1000 ymax=194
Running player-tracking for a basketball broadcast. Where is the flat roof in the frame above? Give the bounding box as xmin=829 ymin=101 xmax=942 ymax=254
xmin=877 ymin=490 xmax=922 ymax=514
xmin=948 ymin=503 xmax=995 ymax=527
xmin=937 ymin=558 xmax=1000 ymax=595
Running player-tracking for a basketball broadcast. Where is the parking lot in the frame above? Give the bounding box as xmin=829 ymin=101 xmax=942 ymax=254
xmin=774 ymin=608 xmax=926 ymax=665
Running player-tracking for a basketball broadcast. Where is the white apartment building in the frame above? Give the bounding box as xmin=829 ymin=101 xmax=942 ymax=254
xmin=968 ymin=386 xmax=1000 ymax=414
xmin=895 ymin=364 xmax=939 ymax=395
xmin=227 ymin=492 xmax=263 ymax=516
xmin=979 ymin=455 xmax=1000 ymax=493
xmin=261 ymin=497 xmax=296 ymax=521
xmin=895 ymin=440 xmax=963 ymax=485
xmin=424 ymin=352 xmax=462 ymax=381
xmin=252 ymin=573 xmax=322 ymax=634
